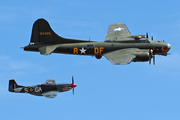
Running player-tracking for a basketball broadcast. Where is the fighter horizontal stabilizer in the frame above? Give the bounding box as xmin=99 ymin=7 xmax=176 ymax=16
xmin=14 ymin=87 xmax=23 ymax=93
xmin=39 ymin=45 xmax=58 ymax=55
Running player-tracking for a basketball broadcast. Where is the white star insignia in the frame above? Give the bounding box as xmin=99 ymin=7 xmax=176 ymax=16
xmin=113 ymin=27 xmax=125 ymax=31
xmin=79 ymin=47 xmax=87 ymax=54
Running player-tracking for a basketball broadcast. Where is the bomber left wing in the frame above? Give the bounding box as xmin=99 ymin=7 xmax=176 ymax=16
xmin=104 ymin=48 xmax=139 ymax=65
xmin=105 ymin=23 xmax=131 ymax=41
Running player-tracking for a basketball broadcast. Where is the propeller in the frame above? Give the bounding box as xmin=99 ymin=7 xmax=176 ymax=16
xmin=153 ymin=55 xmax=155 ymax=65
xmin=149 ymin=49 xmax=155 ymax=65
xmin=72 ymin=76 xmax=77 ymax=95
xmin=151 ymin=36 xmax=153 ymax=41
xmin=146 ymin=33 xmax=148 ymax=38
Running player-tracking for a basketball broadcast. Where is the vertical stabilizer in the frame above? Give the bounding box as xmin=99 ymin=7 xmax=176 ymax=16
xmin=9 ymin=79 xmax=18 ymax=92
xmin=30 ymin=18 xmax=88 ymax=44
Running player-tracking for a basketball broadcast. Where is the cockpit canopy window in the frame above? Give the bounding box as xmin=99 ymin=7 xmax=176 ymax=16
xmin=46 ymin=81 xmax=54 ymax=85
xmin=140 ymin=39 xmax=152 ymax=43
xmin=45 ymin=80 xmax=56 ymax=85
xmin=148 ymin=38 xmax=152 ymax=43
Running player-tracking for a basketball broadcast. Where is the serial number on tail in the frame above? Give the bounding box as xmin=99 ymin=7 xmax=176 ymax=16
xmin=39 ymin=32 xmax=51 ymax=35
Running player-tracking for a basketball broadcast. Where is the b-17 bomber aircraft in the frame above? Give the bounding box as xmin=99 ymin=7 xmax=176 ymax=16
xmin=24 ymin=18 xmax=172 ymax=65
xmin=9 ymin=77 xmax=77 ymax=98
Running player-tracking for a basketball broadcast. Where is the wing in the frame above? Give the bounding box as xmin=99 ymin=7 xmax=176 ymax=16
xmin=42 ymin=91 xmax=59 ymax=98
xmin=45 ymin=79 xmax=56 ymax=85
xmin=104 ymin=48 xmax=138 ymax=65
xmin=105 ymin=23 xmax=131 ymax=41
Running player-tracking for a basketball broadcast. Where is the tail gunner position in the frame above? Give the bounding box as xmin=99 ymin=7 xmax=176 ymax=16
xmin=9 ymin=77 xmax=77 ymax=98
xmin=24 ymin=19 xmax=171 ymax=65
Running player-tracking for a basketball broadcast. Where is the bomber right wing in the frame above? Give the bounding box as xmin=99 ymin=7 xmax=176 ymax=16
xmin=105 ymin=23 xmax=131 ymax=41
xmin=104 ymin=48 xmax=139 ymax=65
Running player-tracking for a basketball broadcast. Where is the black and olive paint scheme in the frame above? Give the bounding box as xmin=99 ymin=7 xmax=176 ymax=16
xmin=24 ymin=19 xmax=171 ymax=65
xmin=9 ymin=77 xmax=77 ymax=98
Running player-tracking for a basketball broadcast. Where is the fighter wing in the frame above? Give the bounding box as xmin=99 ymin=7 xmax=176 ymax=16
xmin=45 ymin=79 xmax=56 ymax=85
xmin=42 ymin=91 xmax=59 ymax=98
xmin=105 ymin=23 xmax=131 ymax=41
xmin=104 ymin=48 xmax=138 ymax=65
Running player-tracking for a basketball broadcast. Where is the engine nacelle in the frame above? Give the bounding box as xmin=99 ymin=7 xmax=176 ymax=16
xmin=133 ymin=53 xmax=149 ymax=62
xmin=95 ymin=55 xmax=102 ymax=59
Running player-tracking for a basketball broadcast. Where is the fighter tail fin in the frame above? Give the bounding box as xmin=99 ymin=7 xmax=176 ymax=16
xmin=30 ymin=18 xmax=87 ymax=44
xmin=8 ymin=79 xmax=23 ymax=92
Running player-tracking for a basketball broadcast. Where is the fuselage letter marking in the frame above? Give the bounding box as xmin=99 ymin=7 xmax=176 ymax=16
xmin=94 ymin=47 xmax=99 ymax=54
xmin=73 ymin=48 xmax=78 ymax=54
xmin=99 ymin=47 xmax=104 ymax=54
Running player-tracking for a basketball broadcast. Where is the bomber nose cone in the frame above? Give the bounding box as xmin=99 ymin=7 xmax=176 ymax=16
xmin=72 ymin=83 xmax=77 ymax=88
xmin=167 ymin=44 xmax=171 ymax=49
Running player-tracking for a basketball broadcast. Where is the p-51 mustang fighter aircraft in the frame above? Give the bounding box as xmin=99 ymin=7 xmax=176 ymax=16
xmin=8 ymin=77 xmax=77 ymax=98
xmin=24 ymin=19 xmax=171 ymax=65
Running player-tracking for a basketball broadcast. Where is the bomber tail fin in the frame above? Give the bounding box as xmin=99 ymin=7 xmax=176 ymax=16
xmin=8 ymin=79 xmax=23 ymax=92
xmin=30 ymin=18 xmax=87 ymax=44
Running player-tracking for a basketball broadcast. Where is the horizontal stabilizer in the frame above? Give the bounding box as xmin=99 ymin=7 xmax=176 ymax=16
xmin=38 ymin=45 xmax=58 ymax=55
xmin=14 ymin=88 xmax=23 ymax=93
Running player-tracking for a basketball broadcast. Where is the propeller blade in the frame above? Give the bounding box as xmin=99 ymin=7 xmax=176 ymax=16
xmin=71 ymin=76 xmax=76 ymax=95
xmin=146 ymin=33 xmax=148 ymax=38
xmin=149 ymin=49 xmax=153 ymax=65
xmin=151 ymin=36 xmax=153 ymax=41
xmin=72 ymin=76 xmax=74 ymax=84
xmin=153 ymin=55 xmax=155 ymax=65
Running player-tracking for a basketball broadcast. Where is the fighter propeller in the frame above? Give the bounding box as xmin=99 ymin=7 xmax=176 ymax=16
xmin=72 ymin=76 xmax=77 ymax=95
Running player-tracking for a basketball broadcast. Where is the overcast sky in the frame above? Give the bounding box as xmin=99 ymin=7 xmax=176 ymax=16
xmin=1 ymin=0 xmax=180 ymax=120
